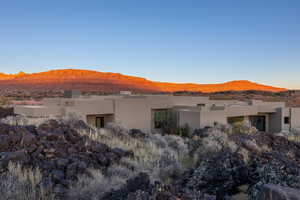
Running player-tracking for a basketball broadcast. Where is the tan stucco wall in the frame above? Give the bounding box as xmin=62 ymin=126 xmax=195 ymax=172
xmin=114 ymin=99 xmax=152 ymax=131
xmin=15 ymin=95 xmax=290 ymax=133
xmin=269 ymin=108 xmax=283 ymax=133
xmin=113 ymin=96 xmax=210 ymax=131
xmin=291 ymin=108 xmax=300 ymax=130
xmin=14 ymin=105 xmax=63 ymax=118
xmin=199 ymin=109 xmax=227 ymax=128
xmin=225 ymin=106 xmax=260 ymax=117
xmin=179 ymin=111 xmax=200 ymax=130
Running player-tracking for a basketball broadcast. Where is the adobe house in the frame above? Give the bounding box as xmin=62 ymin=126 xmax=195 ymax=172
xmin=14 ymin=91 xmax=300 ymax=133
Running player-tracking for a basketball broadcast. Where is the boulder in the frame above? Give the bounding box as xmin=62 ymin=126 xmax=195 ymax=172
xmin=50 ymin=169 xmax=65 ymax=183
xmin=0 ymin=135 xmax=9 ymax=150
xmin=55 ymin=158 xmax=69 ymax=169
xmin=241 ymin=139 xmax=261 ymax=154
xmin=258 ymin=184 xmax=300 ymax=200
xmin=0 ymin=150 xmax=28 ymax=162
xmin=21 ymin=133 xmax=37 ymax=147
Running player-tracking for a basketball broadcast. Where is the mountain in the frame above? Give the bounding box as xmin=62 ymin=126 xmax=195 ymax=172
xmin=0 ymin=69 xmax=287 ymax=93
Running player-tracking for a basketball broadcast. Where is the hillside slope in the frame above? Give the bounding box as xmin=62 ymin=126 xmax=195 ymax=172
xmin=0 ymin=69 xmax=287 ymax=93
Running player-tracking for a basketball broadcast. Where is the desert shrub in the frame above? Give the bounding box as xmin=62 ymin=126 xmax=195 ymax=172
xmin=80 ymin=123 xmax=192 ymax=185
xmin=280 ymin=128 xmax=300 ymax=142
xmin=230 ymin=121 xmax=257 ymax=135
xmin=69 ymin=168 xmax=125 ymax=200
xmin=0 ymin=163 xmax=53 ymax=200
xmin=191 ymin=127 xmax=238 ymax=164
xmin=161 ymin=121 xmax=191 ymax=137
xmin=1 ymin=115 xmax=29 ymax=126
xmin=61 ymin=112 xmax=83 ymax=125
xmin=0 ymin=96 xmax=9 ymax=107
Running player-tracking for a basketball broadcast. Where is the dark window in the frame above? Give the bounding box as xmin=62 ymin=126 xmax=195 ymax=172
xmin=227 ymin=116 xmax=245 ymax=124
xmin=96 ymin=117 xmax=105 ymax=128
xmin=154 ymin=109 xmax=169 ymax=129
xmin=153 ymin=109 xmax=178 ymax=129
xmin=250 ymin=116 xmax=266 ymax=132
xmin=284 ymin=117 xmax=290 ymax=124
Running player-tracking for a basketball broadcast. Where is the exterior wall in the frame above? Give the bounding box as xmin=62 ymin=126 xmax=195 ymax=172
xmin=113 ymin=96 xmax=210 ymax=131
xmin=114 ymin=98 xmax=153 ymax=131
xmin=251 ymin=100 xmax=285 ymax=107
xmin=199 ymin=109 xmax=227 ymax=128
xmin=179 ymin=111 xmax=200 ymax=131
xmin=73 ymin=99 xmax=114 ymax=115
xmin=14 ymin=105 xmax=63 ymax=118
xmin=14 ymin=95 xmax=291 ymax=133
xmin=225 ymin=106 xmax=259 ymax=117
xmin=63 ymin=99 xmax=114 ymax=122
xmin=291 ymin=108 xmax=300 ymax=130
xmin=269 ymin=108 xmax=283 ymax=133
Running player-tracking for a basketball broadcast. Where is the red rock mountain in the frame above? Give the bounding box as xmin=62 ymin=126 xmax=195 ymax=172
xmin=0 ymin=69 xmax=287 ymax=93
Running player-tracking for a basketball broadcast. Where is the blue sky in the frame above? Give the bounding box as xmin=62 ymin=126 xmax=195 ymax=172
xmin=0 ymin=0 xmax=299 ymax=89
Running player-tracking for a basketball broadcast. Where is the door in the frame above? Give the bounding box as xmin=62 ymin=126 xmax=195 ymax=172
xmin=96 ymin=117 xmax=105 ymax=128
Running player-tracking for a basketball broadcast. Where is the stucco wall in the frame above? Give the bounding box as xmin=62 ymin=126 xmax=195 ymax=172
xmin=291 ymin=108 xmax=300 ymax=130
xmin=225 ymin=106 xmax=259 ymax=117
xmin=114 ymin=99 xmax=153 ymax=131
xmin=69 ymin=99 xmax=114 ymax=116
xmin=179 ymin=111 xmax=200 ymax=130
xmin=269 ymin=108 xmax=283 ymax=133
xmin=199 ymin=109 xmax=227 ymax=128
xmin=14 ymin=106 xmax=63 ymax=118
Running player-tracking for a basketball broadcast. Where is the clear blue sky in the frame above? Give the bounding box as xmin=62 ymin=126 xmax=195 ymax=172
xmin=0 ymin=0 xmax=299 ymax=89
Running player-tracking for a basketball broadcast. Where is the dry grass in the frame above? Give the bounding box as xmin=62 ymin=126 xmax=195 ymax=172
xmin=79 ymin=123 xmax=192 ymax=183
xmin=0 ymin=118 xmax=193 ymax=199
xmin=68 ymin=168 xmax=126 ymax=200
xmin=0 ymin=163 xmax=53 ymax=200
xmin=0 ymin=96 xmax=9 ymax=107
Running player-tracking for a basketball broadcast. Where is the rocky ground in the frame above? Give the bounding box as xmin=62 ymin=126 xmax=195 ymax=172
xmin=1 ymin=118 xmax=300 ymax=200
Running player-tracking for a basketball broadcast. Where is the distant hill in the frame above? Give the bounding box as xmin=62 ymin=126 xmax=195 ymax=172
xmin=0 ymin=69 xmax=287 ymax=93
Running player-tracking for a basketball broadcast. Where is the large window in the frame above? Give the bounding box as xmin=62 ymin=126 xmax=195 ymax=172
xmin=96 ymin=117 xmax=105 ymax=128
xmin=153 ymin=109 xmax=178 ymax=129
xmin=250 ymin=116 xmax=266 ymax=132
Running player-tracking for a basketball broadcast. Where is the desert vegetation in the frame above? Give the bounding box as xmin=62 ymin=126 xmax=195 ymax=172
xmin=1 ymin=115 xmax=300 ymax=199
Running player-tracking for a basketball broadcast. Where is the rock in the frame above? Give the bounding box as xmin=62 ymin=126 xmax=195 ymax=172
xmin=0 ymin=119 xmax=132 ymax=198
xmin=0 ymin=150 xmax=28 ymax=162
xmin=50 ymin=169 xmax=65 ymax=183
xmin=193 ymin=127 xmax=210 ymax=138
xmin=258 ymin=184 xmax=300 ymax=200
xmin=0 ymin=135 xmax=9 ymax=150
xmin=126 ymin=172 xmax=150 ymax=192
xmin=45 ymin=132 xmax=65 ymax=141
xmin=129 ymin=129 xmax=147 ymax=138
xmin=21 ymin=133 xmax=37 ymax=147
xmin=241 ymin=139 xmax=261 ymax=154
xmin=55 ymin=158 xmax=69 ymax=169
xmin=66 ymin=160 xmax=87 ymax=178
xmin=101 ymin=173 xmax=153 ymax=200
xmin=186 ymin=150 xmax=249 ymax=198
xmin=112 ymin=147 xmax=134 ymax=158
xmin=91 ymin=143 xmax=109 ymax=153
xmin=39 ymin=177 xmax=55 ymax=194
xmin=53 ymin=184 xmax=68 ymax=200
